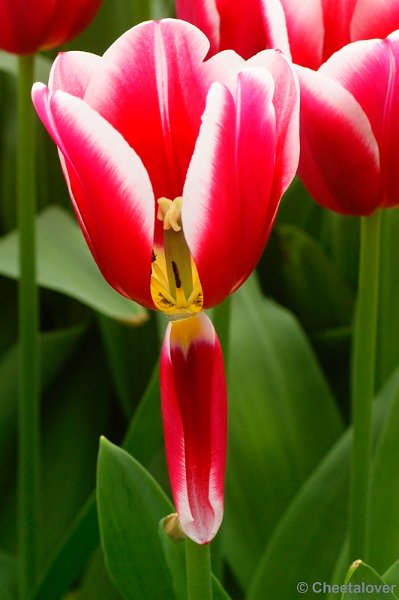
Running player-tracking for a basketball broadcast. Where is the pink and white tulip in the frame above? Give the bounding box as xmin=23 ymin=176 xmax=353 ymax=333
xmin=176 ymin=0 xmax=399 ymax=68
xmin=32 ymin=19 xmax=300 ymax=543
xmin=297 ymin=30 xmax=399 ymax=215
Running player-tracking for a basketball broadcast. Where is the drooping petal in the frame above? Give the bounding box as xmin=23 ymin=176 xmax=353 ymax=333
xmin=320 ymin=34 xmax=399 ymax=207
xmin=49 ymin=51 xmax=101 ymax=98
xmin=161 ymin=312 xmax=227 ymax=544
xmin=279 ymin=0 xmax=324 ymax=68
xmin=32 ymin=85 xmax=155 ymax=308
xmin=297 ymin=65 xmax=380 ymax=215
xmin=83 ymin=19 xmax=211 ymax=202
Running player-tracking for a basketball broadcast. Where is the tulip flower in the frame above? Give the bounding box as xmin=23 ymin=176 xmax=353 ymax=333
xmin=0 ymin=0 xmax=102 ymax=54
xmin=176 ymin=0 xmax=399 ymax=68
xmin=176 ymin=0 xmax=291 ymax=59
xmin=32 ymin=19 xmax=300 ymax=543
xmin=297 ymin=30 xmax=399 ymax=216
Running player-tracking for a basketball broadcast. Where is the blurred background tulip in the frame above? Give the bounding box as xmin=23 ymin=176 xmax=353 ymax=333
xmin=0 ymin=0 xmax=103 ymax=54
xmin=176 ymin=0 xmax=399 ymax=68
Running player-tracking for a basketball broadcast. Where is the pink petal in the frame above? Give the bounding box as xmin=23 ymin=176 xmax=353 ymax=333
xmin=320 ymin=0 xmax=357 ymax=61
xmin=248 ymin=50 xmax=300 ymax=203
xmin=280 ymin=0 xmax=324 ymax=68
xmin=297 ymin=65 xmax=380 ymax=215
xmin=184 ymin=61 xmax=297 ymax=306
xmin=229 ymin=68 xmax=278 ymax=292
xmin=32 ymin=86 xmax=155 ymax=307
xmin=351 ymin=0 xmax=399 ymax=42
xmin=49 ymin=51 xmax=101 ymax=98
xmin=320 ymin=35 xmax=399 ymax=207
xmin=182 ymin=82 xmax=237 ymax=308
xmin=83 ymin=19 xmax=211 ymax=203
xmin=161 ymin=312 xmax=227 ymax=544
xmin=175 ymin=0 xmax=221 ymax=56
xmin=216 ymin=0 xmax=290 ymax=59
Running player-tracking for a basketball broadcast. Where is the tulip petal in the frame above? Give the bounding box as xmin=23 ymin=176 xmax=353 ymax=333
xmin=175 ymin=0 xmax=221 ymax=56
xmin=83 ymin=19 xmax=211 ymax=202
xmin=161 ymin=312 xmax=227 ymax=544
xmin=49 ymin=51 xmax=101 ymax=98
xmin=32 ymin=85 xmax=155 ymax=307
xmin=248 ymin=49 xmax=300 ymax=201
xmin=40 ymin=0 xmax=102 ymax=50
xmin=320 ymin=0 xmax=357 ymax=61
xmin=217 ymin=0 xmax=290 ymax=59
xmin=182 ymin=82 xmax=236 ymax=308
xmin=183 ymin=68 xmax=282 ymax=307
xmin=0 ymin=0 xmax=54 ymax=54
xmin=320 ymin=35 xmax=399 ymax=207
xmin=279 ymin=0 xmax=324 ymax=68
xmin=351 ymin=0 xmax=399 ymax=42
xmin=297 ymin=65 xmax=380 ymax=215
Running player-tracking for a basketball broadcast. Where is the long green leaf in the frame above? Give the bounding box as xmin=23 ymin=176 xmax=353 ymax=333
xmin=225 ymin=276 xmax=343 ymax=588
xmin=0 ymin=206 xmax=146 ymax=323
xmin=97 ymin=438 xmax=175 ymax=600
xmin=342 ymin=561 xmax=397 ymax=600
xmin=29 ymin=362 xmax=162 ymax=600
xmin=247 ymin=368 xmax=399 ymax=600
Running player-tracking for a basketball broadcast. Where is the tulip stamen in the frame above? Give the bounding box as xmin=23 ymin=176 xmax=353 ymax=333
xmin=171 ymin=261 xmax=182 ymax=289
xmin=151 ymin=196 xmax=203 ymax=317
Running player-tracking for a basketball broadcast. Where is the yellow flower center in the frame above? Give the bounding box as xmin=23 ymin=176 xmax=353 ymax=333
xmin=150 ymin=196 xmax=203 ymax=318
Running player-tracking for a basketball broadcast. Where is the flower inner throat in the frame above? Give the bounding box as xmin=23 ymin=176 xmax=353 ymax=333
xmin=150 ymin=196 xmax=203 ymax=318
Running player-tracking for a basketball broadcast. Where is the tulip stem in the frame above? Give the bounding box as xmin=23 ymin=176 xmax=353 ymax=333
xmin=185 ymin=538 xmax=213 ymax=600
xmin=349 ymin=210 xmax=381 ymax=562
xmin=17 ymin=53 xmax=40 ymax=598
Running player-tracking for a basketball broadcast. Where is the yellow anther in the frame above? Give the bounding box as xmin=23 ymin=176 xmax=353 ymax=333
xmin=151 ymin=197 xmax=203 ymax=318
xmin=157 ymin=197 xmax=183 ymax=232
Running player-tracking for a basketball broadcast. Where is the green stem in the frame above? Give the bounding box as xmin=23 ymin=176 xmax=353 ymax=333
xmin=17 ymin=53 xmax=40 ymax=598
xmin=185 ymin=538 xmax=213 ymax=600
xmin=349 ymin=210 xmax=382 ymax=562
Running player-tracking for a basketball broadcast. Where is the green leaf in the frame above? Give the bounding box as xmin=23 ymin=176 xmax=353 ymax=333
xmin=0 ymin=551 xmax=17 ymax=600
xmin=383 ymin=558 xmax=399 ymax=591
xmin=247 ymin=368 xmax=399 ymax=600
xmin=97 ymin=313 xmax=159 ymax=418
xmin=0 ymin=322 xmax=86 ymax=498
xmin=369 ymin=379 xmax=399 ymax=572
xmin=39 ymin=332 xmax=110 ymax=561
xmin=259 ymin=224 xmax=354 ymax=332
xmin=29 ymin=360 xmax=162 ymax=600
xmin=97 ymin=438 xmax=175 ymax=600
xmin=342 ymin=561 xmax=397 ymax=599
xmin=376 ymin=208 xmax=399 ymax=388
xmin=224 ymin=276 xmax=343 ymax=588
xmin=0 ymin=206 xmax=146 ymax=323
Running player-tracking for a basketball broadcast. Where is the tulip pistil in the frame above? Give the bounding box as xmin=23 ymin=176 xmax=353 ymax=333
xmin=151 ymin=197 xmax=203 ymax=317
